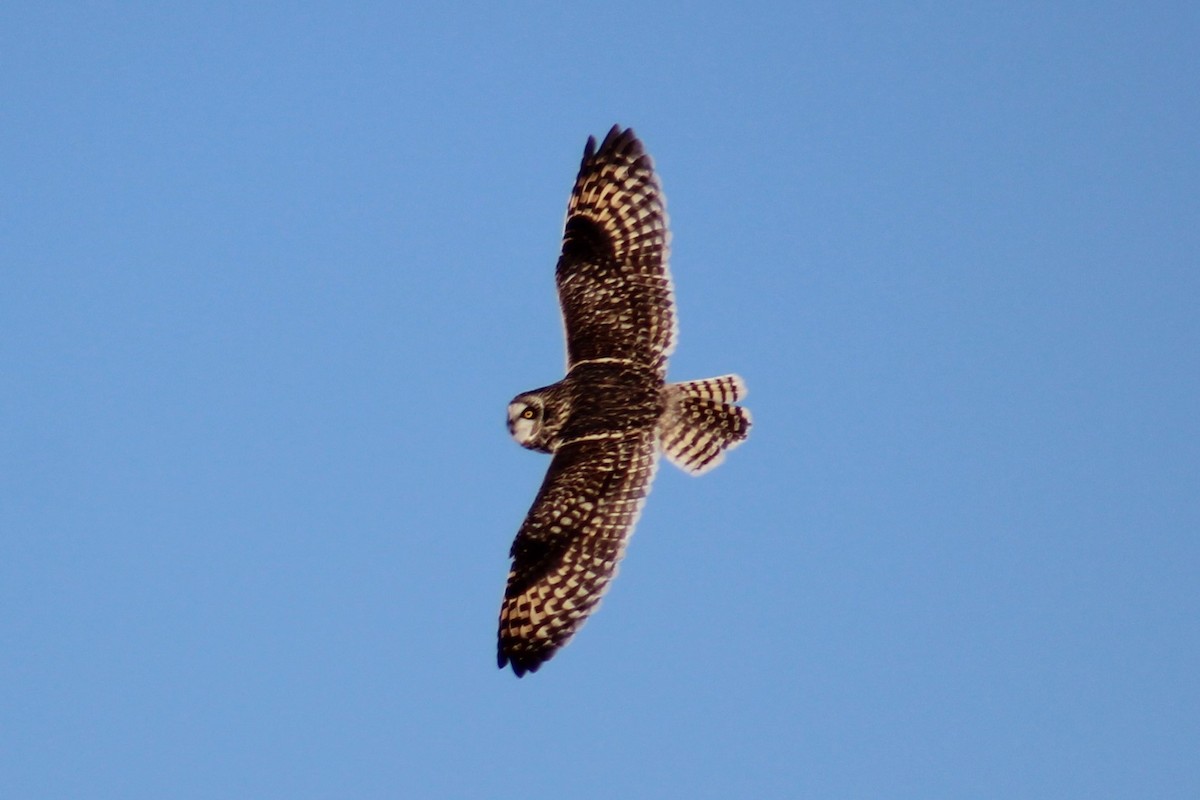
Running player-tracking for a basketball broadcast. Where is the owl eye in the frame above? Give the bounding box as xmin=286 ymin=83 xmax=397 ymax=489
xmin=521 ymin=407 xmax=536 ymax=420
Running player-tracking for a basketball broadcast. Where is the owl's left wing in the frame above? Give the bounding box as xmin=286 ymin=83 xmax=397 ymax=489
xmin=555 ymin=126 xmax=677 ymax=374
xmin=498 ymin=429 xmax=658 ymax=677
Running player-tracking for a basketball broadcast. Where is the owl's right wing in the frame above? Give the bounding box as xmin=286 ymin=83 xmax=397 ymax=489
xmin=555 ymin=126 xmax=677 ymax=375
xmin=498 ymin=429 xmax=658 ymax=677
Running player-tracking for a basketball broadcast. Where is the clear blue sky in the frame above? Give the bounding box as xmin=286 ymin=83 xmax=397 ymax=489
xmin=3 ymin=3 xmax=1197 ymax=798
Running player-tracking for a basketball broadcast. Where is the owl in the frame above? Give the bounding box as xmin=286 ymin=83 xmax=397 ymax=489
xmin=498 ymin=126 xmax=751 ymax=677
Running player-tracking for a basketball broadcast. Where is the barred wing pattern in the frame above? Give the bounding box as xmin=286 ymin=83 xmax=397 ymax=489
xmin=557 ymin=126 xmax=677 ymax=374
xmin=498 ymin=431 xmax=658 ymax=677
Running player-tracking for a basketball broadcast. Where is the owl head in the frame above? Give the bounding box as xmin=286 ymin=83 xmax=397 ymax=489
xmin=507 ymin=388 xmax=566 ymax=453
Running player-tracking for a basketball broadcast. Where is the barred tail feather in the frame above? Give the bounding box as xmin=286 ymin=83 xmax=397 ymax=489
xmin=672 ymin=374 xmax=746 ymax=403
xmin=658 ymin=376 xmax=752 ymax=475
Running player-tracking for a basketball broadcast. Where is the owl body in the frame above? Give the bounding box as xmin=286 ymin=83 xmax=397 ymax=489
xmin=498 ymin=126 xmax=751 ymax=677
xmin=509 ymin=361 xmax=665 ymax=454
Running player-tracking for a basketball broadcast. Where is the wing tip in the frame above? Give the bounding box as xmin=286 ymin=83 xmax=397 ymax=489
xmin=583 ymin=124 xmax=645 ymax=165
xmin=498 ymin=647 xmax=545 ymax=678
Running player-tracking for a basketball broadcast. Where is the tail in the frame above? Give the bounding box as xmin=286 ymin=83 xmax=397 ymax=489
xmin=657 ymin=375 xmax=752 ymax=475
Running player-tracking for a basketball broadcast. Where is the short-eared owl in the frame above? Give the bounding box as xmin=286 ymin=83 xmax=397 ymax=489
xmin=498 ymin=126 xmax=751 ymax=677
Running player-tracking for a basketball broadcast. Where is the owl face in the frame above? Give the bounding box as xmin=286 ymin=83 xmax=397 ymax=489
xmin=507 ymin=388 xmax=566 ymax=453
xmin=507 ymin=397 xmax=543 ymax=448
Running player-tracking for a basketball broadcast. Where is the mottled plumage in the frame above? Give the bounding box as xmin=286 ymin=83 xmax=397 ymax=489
xmin=499 ymin=126 xmax=751 ymax=677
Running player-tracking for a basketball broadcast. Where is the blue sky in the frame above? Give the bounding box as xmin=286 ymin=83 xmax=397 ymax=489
xmin=2 ymin=3 xmax=1197 ymax=798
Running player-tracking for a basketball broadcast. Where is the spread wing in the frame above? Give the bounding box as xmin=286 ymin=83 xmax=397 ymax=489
xmin=556 ymin=126 xmax=677 ymax=375
xmin=498 ymin=430 xmax=658 ymax=677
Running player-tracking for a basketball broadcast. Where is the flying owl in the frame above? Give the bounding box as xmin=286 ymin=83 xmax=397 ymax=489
xmin=498 ymin=125 xmax=751 ymax=677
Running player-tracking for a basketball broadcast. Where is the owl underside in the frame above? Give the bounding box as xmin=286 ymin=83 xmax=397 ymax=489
xmin=498 ymin=374 xmax=750 ymax=676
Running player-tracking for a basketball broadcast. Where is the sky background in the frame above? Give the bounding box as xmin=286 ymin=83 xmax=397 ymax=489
xmin=2 ymin=3 xmax=1198 ymax=798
